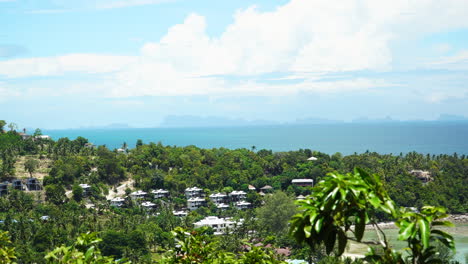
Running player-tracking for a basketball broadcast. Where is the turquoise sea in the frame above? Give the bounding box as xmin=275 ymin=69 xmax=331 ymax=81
xmin=43 ymin=123 xmax=468 ymax=155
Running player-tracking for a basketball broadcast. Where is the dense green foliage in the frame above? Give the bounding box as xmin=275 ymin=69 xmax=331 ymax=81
xmin=290 ymin=169 xmax=456 ymax=264
xmin=0 ymin=120 xmax=467 ymax=263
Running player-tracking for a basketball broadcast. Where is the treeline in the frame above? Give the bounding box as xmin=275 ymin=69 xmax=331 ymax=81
xmin=1 ymin=120 xmax=467 ymax=263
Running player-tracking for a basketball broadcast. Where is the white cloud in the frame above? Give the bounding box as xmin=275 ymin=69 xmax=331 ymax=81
xmin=3 ymin=0 xmax=468 ymax=98
xmin=426 ymin=50 xmax=468 ymax=70
xmin=0 ymin=54 xmax=137 ymax=78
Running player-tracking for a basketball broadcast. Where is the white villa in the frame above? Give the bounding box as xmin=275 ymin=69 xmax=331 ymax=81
xmin=173 ymin=210 xmax=188 ymax=217
xmin=229 ymin=190 xmax=247 ymax=202
xmin=194 ymin=216 xmax=241 ymax=235
xmin=130 ymin=190 xmax=147 ymax=200
xmin=141 ymin=201 xmax=156 ymax=208
xmin=110 ymin=197 xmax=125 ymax=207
xmin=79 ymin=184 xmax=91 ymax=195
xmin=185 ymin=187 xmax=203 ymax=198
xmin=236 ymin=201 xmax=251 ymax=210
xmin=187 ymin=197 xmax=206 ymax=211
xmin=151 ymin=189 xmax=170 ymax=199
xmin=209 ymin=193 xmax=227 ymax=204
xmin=291 ymin=179 xmax=314 ymax=187
xmin=216 ymin=203 xmax=230 ymax=210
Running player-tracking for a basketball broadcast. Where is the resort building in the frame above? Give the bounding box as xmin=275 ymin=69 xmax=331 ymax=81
xmin=235 ymin=201 xmax=251 ymax=210
xmin=187 ymin=197 xmax=206 ymax=211
xmin=185 ymin=187 xmax=203 ymax=198
xmin=0 ymin=183 xmax=8 ymax=196
xmin=35 ymin=135 xmax=51 ymax=140
xmin=209 ymin=193 xmax=227 ymax=204
xmin=79 ymin=184 xmax=91 ymax=196
xmin=409 ymin=170 xmax=432 ymax=183
xmin=130 ymin=190 xmax=147 ymax=200
xmin=296 ymin=195 xmax=306 ymax=200
xmin=291 ymin=179 xmax=314 ymax=187
xmin=229 ymin=190 xmax=247 ymax=202
xmin=260 ymin=185 xmax=273 ymax=193
xmin=141 ymin=201 xmax=156 ymax=209
xmin=248 ymin=185 xmax=256 ymax=191
xmin=12 ymin=180 xmax=25 ymax=191
xmin=216 ymin=203 xmax=230 ymax=210
xmin=173 ymin=210 xmax=188 ymax=217
xmin=110 ymin=197 xmax=125 ymax=207
xmin=151 ymin=189 xmax=170 ymax=199
xmin=194 ymin=216 xmax=240 ymax=235
xmin=26 ymin=178 xmax=42 ymax=191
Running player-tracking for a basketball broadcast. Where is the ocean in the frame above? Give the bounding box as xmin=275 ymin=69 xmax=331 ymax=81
xmin=43 ymin=123 xmax=468 ymax=155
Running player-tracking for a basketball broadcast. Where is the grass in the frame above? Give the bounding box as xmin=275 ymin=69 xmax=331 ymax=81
xmin=14 ymin=155 xmax=53 ymax=179
xmin=345 ymin=224 xmax=468 ymax=264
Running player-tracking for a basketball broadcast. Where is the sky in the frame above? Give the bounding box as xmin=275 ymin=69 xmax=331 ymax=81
xmin=1 ymin=0 xmax=468 ymax=129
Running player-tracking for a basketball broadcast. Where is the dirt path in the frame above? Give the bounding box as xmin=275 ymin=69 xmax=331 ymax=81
xmin=106 ymin=179 xmax=135 ymax=200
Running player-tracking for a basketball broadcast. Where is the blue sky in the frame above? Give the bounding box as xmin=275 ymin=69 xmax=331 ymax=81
xmin=1 ymin=0 xmax=468 ymax=129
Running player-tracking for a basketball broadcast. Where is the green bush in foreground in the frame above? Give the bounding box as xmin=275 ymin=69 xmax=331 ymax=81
xmin=290 ymin=168 xmax=456 ymax=264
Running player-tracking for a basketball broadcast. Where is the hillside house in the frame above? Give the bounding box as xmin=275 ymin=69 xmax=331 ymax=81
xmin=79 ymin=184 xmax=91 ymax=196
xmin=0 ymin=183 xmax=8 ymax=196
xmin=209 ymin=193 xmax=227 ymax=204
xmin=194 ymin=216 xmax=240 ymax=235
xmin=260 ymin=185 xmax=273 ymax=193
xmin=26 ymin=178 xmax=42 ymax=191
xmin=130 ymin=190 xmax=147 ymax=200
xmin=185 ymin=187 xmax=203 ymax=198
xmin=151 ymin=189 xmax=170 ymax=199
xmin=236 ymin=201 xmax=251 ymax=210
xmin=409 ymin=170 xmax=432 ymax=183
xmin=291 ymin=179 xmax=313 ymax=187
xmin=110 ymin=197 xmax=125 ymax=207
xmin=173 ymin=210 xmax=188 ymax=217
xmin=187 ymin=197 xmax=206 ymax=211
xmin=229 ymin=190 xmax=247 ymax=202
xmin=12 ymin=180 xmax=25 ymax=191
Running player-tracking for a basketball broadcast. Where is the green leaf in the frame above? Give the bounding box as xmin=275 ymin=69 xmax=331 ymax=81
xmin=432 ymin=221 xmax=454 ymax=227
xmin=418 ymin=219 xmax=430 ymax=249
xmin=398 ymin=222 xmax=415 ymax=241
xmin=315 ymin=218 xmax=324 ymax=233
xmin=355 ymin=211 xmax=366 ymax=241
xmin=325 ymin=230 xmax=336 ymax=255
xmin=304 ymin=225 xmax=312 ymax=238
xmin=337 ymin=230 xmax=347 ymax=256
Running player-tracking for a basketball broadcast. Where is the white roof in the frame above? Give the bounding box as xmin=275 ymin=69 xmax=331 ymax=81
xmin=216 ymin=203 xmax=230 ymax=208
xmin=188 ymin=197 xmax=205 ymax=202
xmin=194 ymin=216 xmax=234 ymax=227
xmin=230 ymin=190 xmax=247 ymax=196
xmin=151 ymin=189 xmax=169 ymax=194
xmin=79 ymin=183 xmax=91 ymax=189
xmin=185 ymin=187 xmax=203 ymax=192
xmin=111 ymin=197 xmax=125 ymax=202
xmin=236 ymin=201 xmax=251 ymax=206
xmin=291 ymin=179 xmax=313 ymax=183
xmin=130 ymin=190 xmax=147 ymax=196
xmin=307 ymin=156 xmax=318 ymax=161
xmin=141 ymin=201 xmax=156 ymax=207
xmin=209 ymin=192 xmax=227 ymax=198
xmin=173 ymin=210 xmax=188 ymax=216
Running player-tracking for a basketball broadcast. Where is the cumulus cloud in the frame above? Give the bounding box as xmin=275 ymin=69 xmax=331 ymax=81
xmin=0 ymin=54 xmax=137 ymax=78
xmin=426 ymin=50 xmax=468 ymax=70
xmin=2 ymin=0 xmax=468 ymax=98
